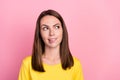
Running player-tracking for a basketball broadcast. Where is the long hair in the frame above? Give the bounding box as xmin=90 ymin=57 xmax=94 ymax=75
xmin=32 ymin=9 xmax=74 ymax=72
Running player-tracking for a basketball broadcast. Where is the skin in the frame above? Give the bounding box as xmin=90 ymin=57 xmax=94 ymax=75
xmin=40 ymin=15 xmax=63 ymax=65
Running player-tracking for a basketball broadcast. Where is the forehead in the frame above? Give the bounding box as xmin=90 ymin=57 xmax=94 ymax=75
xmin=40 ymin=15 xmax=61 ymax=25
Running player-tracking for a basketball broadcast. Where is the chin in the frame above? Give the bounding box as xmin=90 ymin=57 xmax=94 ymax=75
xmin=46 ymin=44 xmax=60 ymax=48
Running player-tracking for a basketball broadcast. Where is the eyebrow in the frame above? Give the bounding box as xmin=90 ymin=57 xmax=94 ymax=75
xmin=41 ymin=23 xmax=61 ymax=27
xmin=53 ymin=23 xmax=61 ymax=26
xmin=40 ymin=24 xmax=48 ymax=27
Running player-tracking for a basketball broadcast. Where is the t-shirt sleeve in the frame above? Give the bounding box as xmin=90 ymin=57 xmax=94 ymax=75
xmin=74 ymin=58 xmax=84 ymax=80
xmin=18 ymin=59 xmax=31 ymax=80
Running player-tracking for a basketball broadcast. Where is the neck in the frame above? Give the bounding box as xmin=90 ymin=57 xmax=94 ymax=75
xmin=43 ymin=46 xmax=60 ymax=61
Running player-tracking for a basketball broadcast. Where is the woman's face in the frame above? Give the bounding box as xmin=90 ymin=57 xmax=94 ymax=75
xmin=40 ymin=15 xmax=63 ymax=48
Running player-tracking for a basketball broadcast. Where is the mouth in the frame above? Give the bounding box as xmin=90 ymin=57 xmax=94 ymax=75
xmin=48 ymin=38 xmax=57 ymax=43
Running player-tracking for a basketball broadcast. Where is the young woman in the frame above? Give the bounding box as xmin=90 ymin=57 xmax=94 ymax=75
xmin=18 ymin=9 xmax=84 ymax=80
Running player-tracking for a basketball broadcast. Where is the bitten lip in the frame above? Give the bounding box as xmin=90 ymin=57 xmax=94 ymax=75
xmin=48 ymin=38 xmax=57 ymax=43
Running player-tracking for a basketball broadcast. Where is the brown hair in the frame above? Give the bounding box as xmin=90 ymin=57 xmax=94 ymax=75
xmin=32 ymin=9 xmax=74 ymax=72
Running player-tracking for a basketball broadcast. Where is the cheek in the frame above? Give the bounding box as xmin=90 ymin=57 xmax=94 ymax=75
xmin=40 ymin=32 xmax=48 ymax=40
xmin=57 ymin=31 xmax=63 ymax=39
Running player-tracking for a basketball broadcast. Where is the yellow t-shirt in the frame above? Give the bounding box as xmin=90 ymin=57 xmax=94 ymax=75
xmin=18 ymin=56 xmax=84 ymax=80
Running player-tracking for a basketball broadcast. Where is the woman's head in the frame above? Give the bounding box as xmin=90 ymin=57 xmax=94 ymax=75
xmin=36 ymin=10 xmax=68 ymax=50
xmin=32 ymin=9 xmax=73 ymax=72
xmin=40 ymin=15 xmax=63 ymax=49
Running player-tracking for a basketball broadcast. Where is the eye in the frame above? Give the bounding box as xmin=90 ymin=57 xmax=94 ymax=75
xmin=55 ymin=25 xmax=60 ymax=29
xmin=42 ymin=27 xmax=49 ymax=31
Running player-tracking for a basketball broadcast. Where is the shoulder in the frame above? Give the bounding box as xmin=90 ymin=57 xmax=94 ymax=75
xmin=23 ymin=56 xmax=31 ymax=62
xmin=22 ymin=56 xmax=32 ymax=67
xmin=72 ymin=57 xmax=84 ymax=79
xmin=73 ymin=56 xmax=82 ymax=68
xmin=73 ymin=56 xmax=81 ymax=64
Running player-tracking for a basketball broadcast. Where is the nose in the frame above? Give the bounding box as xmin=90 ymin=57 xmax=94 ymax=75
xmin=49 ymin=29 xmax=55 ymax=36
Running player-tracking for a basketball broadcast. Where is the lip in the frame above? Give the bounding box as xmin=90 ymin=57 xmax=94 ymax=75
xmin=48 ymin=38 xmax=57 ymax=43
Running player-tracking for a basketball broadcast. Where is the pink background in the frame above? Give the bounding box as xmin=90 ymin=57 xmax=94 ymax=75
xmin=0 ymin=0 xmax=120 ymax=80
